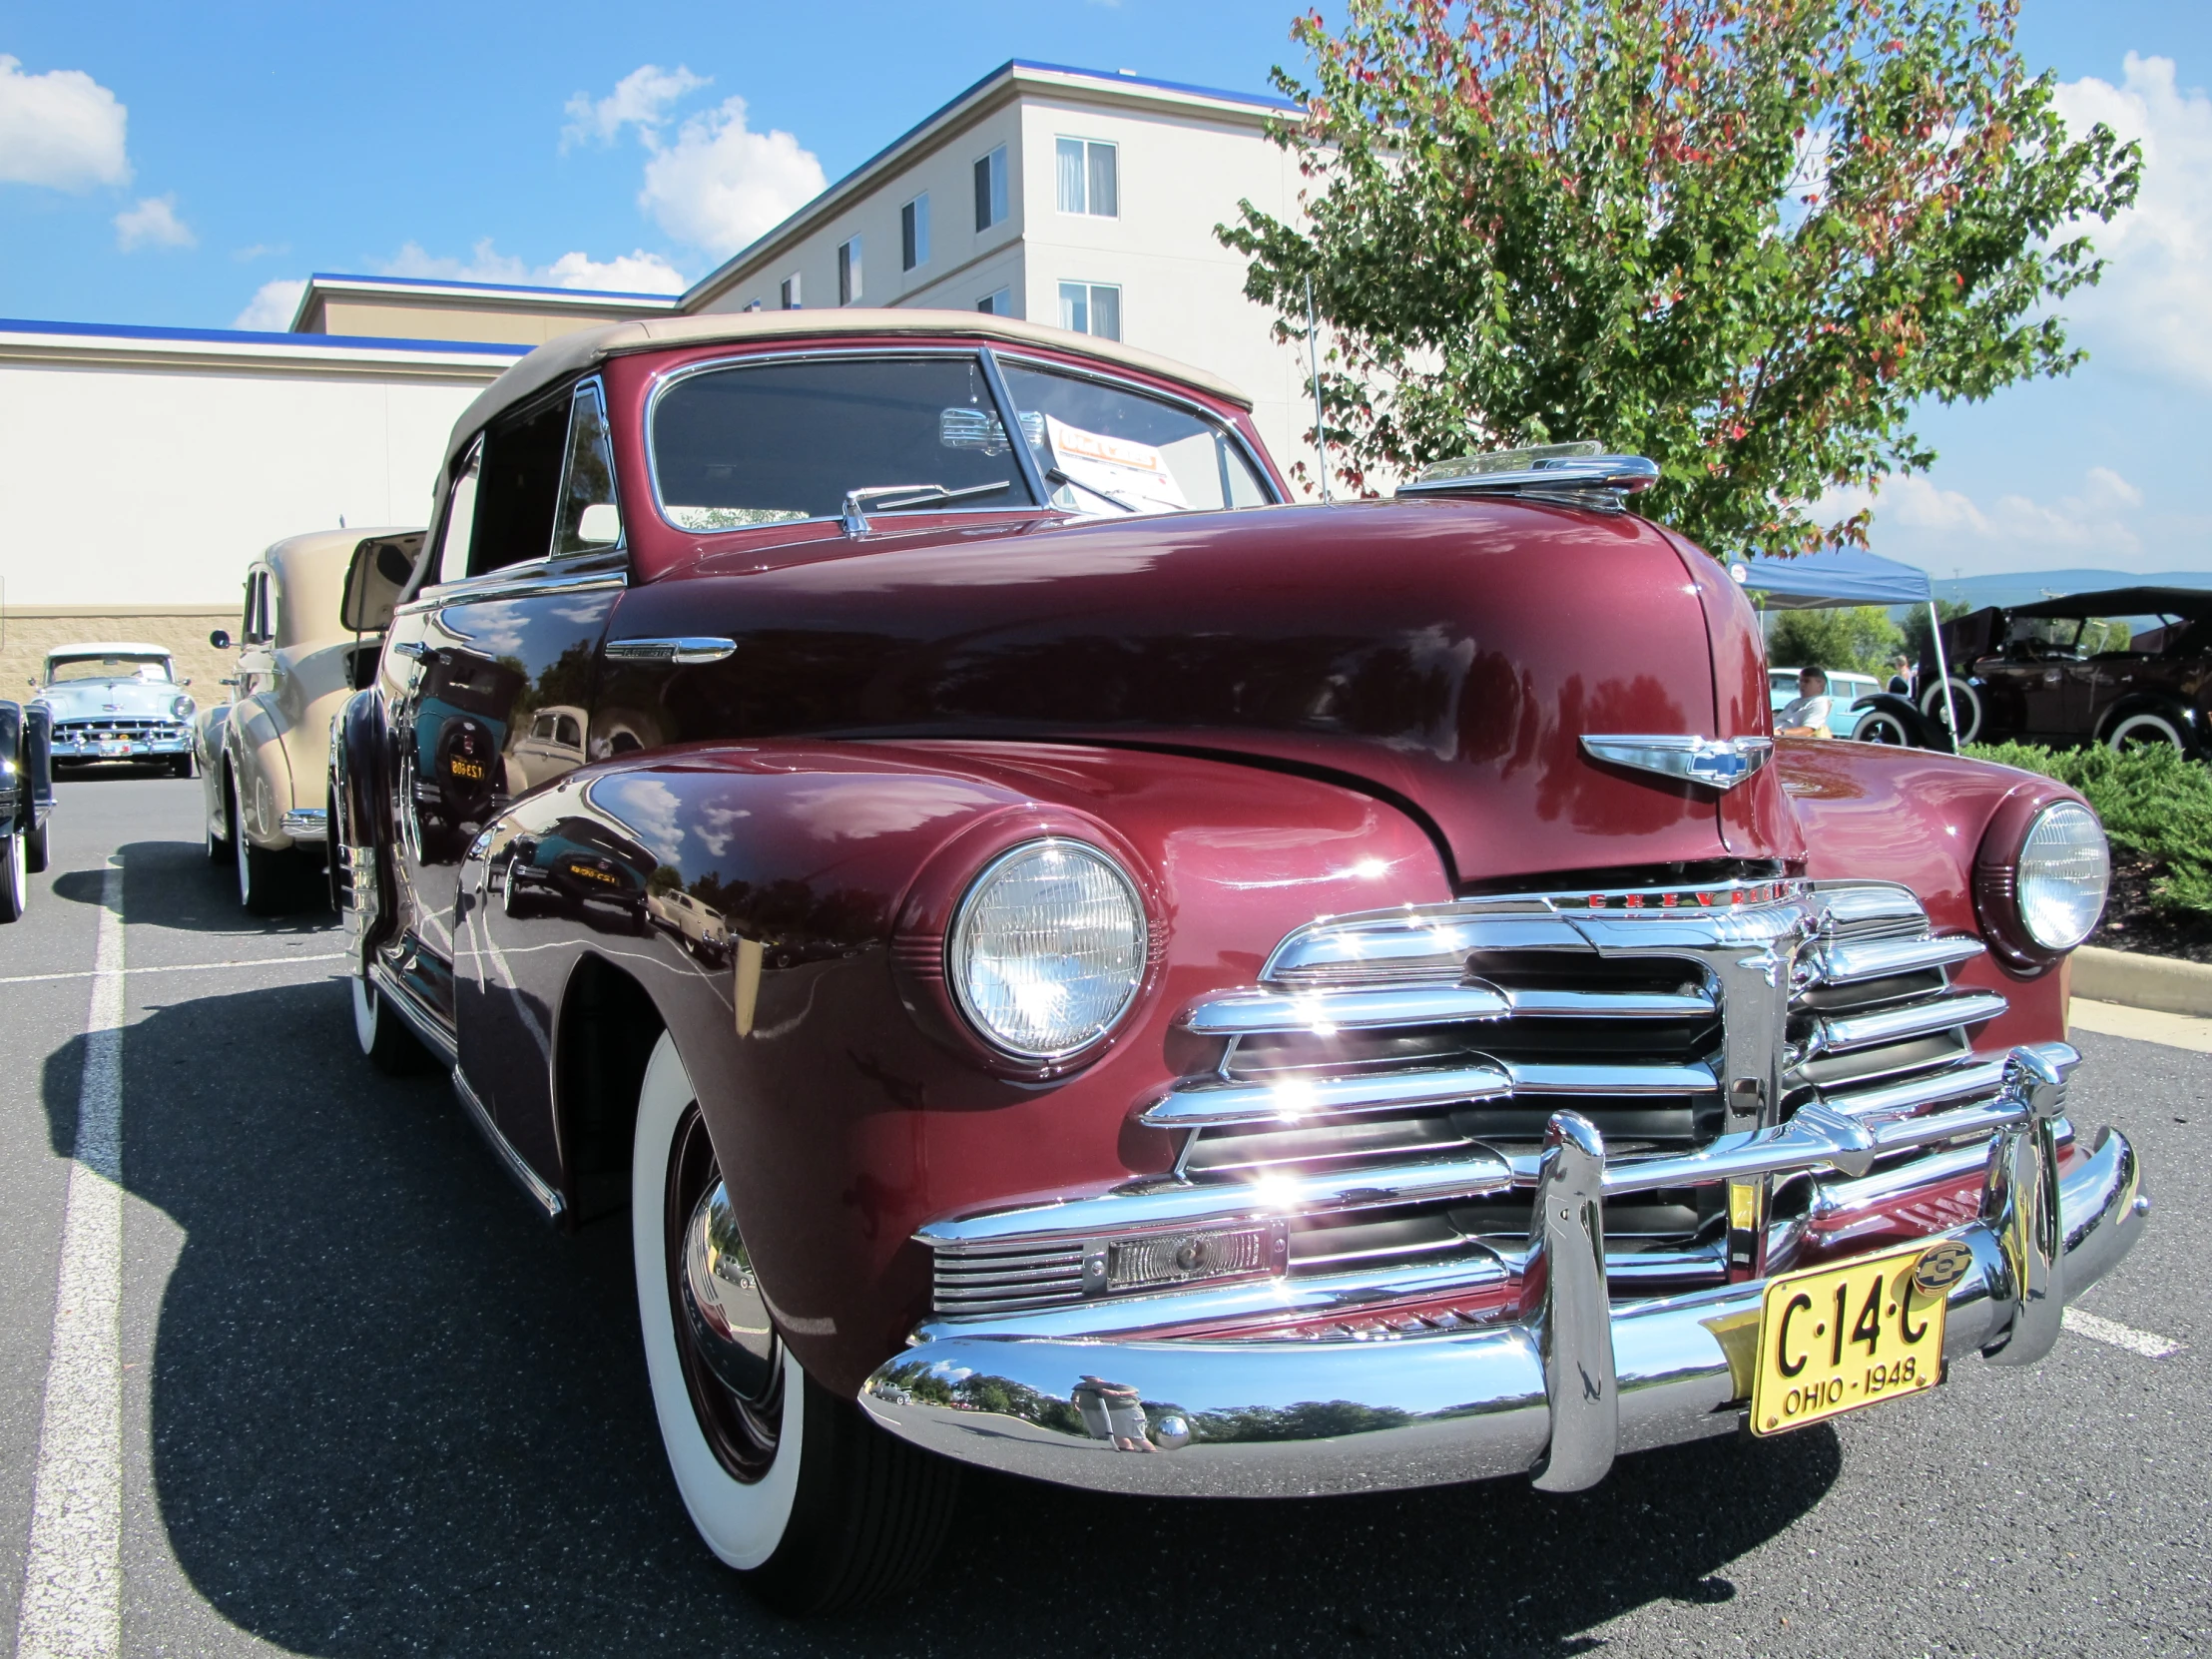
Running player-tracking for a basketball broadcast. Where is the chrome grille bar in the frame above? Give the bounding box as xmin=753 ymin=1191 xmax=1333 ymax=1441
xmin=1141 ymin=1062 xmax=1513 ymax=1129
xmin=1809 ymin=934 xmax=1985 ymax=984
xmin=1182 ymin=982 xmax=1510 ymax=1034
xmin=1807 ymin=991 xmax=2008 ymax=1055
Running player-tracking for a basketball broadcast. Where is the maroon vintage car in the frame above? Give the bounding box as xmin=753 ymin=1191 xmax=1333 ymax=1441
xmin=1925 ymin=586 xmax=2212 ymax=752
xmin=330 ymin=311 xmax=2146 ymax=1612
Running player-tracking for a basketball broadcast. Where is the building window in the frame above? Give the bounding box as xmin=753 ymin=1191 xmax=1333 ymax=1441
xmin=901 ymin=194 xmax=929 ymax=272
xmin=1058 ymin=280 xmax=1121 ymax=340
xmin=742 ymin=298 xmax=763 ymax=312
xmin=1056 ymin=138 xmax=1118 ymax=218
xmin=837 ymin=236 xmax=861 ymax=304
xmin=780 ymin=275 xmax=801 ymax=309
xmin=976 ymin=287 xmax=1012 ymax=316
xmin=973 ymin=145 xmax=1008 ymax=231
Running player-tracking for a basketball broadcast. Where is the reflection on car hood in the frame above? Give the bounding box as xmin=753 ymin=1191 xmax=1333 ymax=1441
xmin=36 ymin=679 xmax=186 ymax=720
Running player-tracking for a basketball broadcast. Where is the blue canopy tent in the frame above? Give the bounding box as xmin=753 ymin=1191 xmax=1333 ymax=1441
xmin=1729 ymin=547 xmax=1958 ymax=743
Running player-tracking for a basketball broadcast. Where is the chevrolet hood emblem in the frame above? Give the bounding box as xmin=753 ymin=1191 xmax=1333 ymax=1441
xmin=1581 ymin=735 xmax=1775 ymax=792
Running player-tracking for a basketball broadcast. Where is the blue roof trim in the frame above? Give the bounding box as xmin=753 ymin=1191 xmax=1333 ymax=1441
xmin=0 ymin=316 xmax=532 ymax=355
xmin=306 ymin=272 xmax=684 ymax=304
xmin=1006 ymin=59 xmax=1296 ymax=114
xmin=683 ymin=58 xmax=1295 ymax=306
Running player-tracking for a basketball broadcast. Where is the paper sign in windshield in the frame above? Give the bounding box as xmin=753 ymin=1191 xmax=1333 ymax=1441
xmin=1046 ymin=415 xmax=1189 ymax=514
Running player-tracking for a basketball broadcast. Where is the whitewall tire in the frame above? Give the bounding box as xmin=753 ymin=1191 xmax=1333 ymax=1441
xmin=350 ymin=973 xmax=429 ymax=1075
xmin=2105 ymin=710 xmax=2191 ymax=756
xmin=630 ymin=1030 xmax=958 ymax=1611
xmin=0 ymin=829 xmax=26 ymax=923
xmin=1921 ymin=678 xmax=1981 ymax=746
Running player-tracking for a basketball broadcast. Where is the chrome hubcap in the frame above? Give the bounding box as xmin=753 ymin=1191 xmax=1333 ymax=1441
xmin=680 ymin=1180 xmax=779 ymax=1403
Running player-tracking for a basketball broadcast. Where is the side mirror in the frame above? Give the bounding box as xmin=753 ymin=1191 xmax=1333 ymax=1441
xmin=209 ymin=629 xmax=232 ymax=650
xmin=178 ymin=678 xmax=192 ymax=688
xmin=576 ymin=502 xmax=622 ymax=547
xmin=341 ymin=531 xmax=424 ymax=633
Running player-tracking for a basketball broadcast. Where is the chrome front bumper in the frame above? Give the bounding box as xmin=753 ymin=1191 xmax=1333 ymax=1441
xmin=858 ymin=1050 xmax=2148 ymax=1498
xmin=52 ymin=733 xmax=191 ymax=760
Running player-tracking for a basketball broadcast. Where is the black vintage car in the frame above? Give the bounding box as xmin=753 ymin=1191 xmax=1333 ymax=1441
xmin=0 ymin=697 xmax=55 ymax=920
xmin=1923 ymin=586 xmax=2212 ymax=753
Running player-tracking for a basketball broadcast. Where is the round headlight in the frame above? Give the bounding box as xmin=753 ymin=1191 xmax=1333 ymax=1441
xmin=949 ymin=838 xmax=1148 ymax=1060
xmin=170 ymin=695 xmax=195 ymax=722
xmin=2016 ymin=801 xmax=2109 ymax=951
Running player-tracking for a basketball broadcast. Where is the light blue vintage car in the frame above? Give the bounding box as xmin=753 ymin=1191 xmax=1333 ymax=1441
xmin=32 ymin=643 xmax=197 ymax=776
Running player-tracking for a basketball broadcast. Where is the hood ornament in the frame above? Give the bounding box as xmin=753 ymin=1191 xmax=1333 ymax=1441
xmin=1581 ymin=734 xmax=1774 ymax=792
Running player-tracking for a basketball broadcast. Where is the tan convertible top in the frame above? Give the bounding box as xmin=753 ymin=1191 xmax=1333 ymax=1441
xmin=440 ymin=308 xmax=1256 ymax=469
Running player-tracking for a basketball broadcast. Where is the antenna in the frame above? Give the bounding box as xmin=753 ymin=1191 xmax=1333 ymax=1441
xmin=1305 ymin=275 xmax=1330 ymax=505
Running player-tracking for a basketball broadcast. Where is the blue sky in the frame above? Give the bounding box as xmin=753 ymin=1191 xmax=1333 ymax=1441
xmin=1 ymin=1 xmax=2206 ymax=579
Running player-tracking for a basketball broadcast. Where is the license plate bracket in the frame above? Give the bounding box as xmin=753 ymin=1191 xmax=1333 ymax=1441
xmin=1749 ymin=1242 xmax=1950 ymax=1435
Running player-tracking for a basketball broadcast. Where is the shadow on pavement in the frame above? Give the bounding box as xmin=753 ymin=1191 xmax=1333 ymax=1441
xmin=41 ymin=900 xmax=1841 ymax=1655
xmin=48 ymin=839 xmax=336 ymax=940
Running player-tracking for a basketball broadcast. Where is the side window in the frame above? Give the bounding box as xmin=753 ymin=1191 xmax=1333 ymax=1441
xmin=997 ymin=359 xmax=1273 ymax=515
xmin=433 ymin=443 xmax=483 ymax=586
xmin=468 ymin=394 xmax=569 ymax=576
xmin=550 ymin=380 xmax=621 ymax=557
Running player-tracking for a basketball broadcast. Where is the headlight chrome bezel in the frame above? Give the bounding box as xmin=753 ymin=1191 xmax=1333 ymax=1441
xmin=1974 ymin=789 xmax=2110 ymax=971
xmin=947 ymin=835 xmax=1151 ymax=1063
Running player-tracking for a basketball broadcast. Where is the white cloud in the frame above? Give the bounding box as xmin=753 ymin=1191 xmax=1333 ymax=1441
xmin=233 ymin=277 xmax=305 ymax=330
xmin=113 ymin=192 xmax=192 ymax=251
xmin=0 ymin=55 xmax=129 ymax=190
xmin=379 ymin=237 xmax=687 ymax=293
xmin=639 ymin=96 xmax=826 ymax=256
xmin=1815 ymin=466 xmax=2153 ymax=575
xmin=2055 ymin=55 xmax=2212 ymax=389
xmin=562 ymin=64 xmax=708 ymax=150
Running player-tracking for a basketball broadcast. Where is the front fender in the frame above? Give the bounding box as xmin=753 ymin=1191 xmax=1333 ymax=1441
xmin=1778 ymin=739 xmax=2088 ymax=1041
xmin=226 ymin=696 xmax=294 ymax=847
xmin=462 ymin=740 xmax=1449 ymax=1395
xmin=332 ymin=689 xmax=393 ymax=964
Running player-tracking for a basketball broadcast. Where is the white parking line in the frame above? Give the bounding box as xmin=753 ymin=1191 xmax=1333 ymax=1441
xmin=2064 ymin=1307 xmax=2185 ymax=1359
xmin=0 ymin=951 xmax=343 ymax=986
xmin=15 ymin=860 xmax=126 ymax=1659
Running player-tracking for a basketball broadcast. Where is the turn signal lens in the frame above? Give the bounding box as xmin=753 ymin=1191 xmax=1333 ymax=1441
xmin=2016 ymin=802 xmax=2109 ymax=951
xmin=950 ymin=838 xmax=1146 ymax=1060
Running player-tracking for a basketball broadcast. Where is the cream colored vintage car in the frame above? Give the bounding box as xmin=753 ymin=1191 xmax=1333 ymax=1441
xmin=197 ymin=527 xmax=420 ymax=912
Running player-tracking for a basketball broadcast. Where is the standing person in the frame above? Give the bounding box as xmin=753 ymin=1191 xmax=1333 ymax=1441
xmin=1887 ymin=654 xmax=1916 ymax=697
xmin=1777 ymin=666 xmax=1836 ymax=738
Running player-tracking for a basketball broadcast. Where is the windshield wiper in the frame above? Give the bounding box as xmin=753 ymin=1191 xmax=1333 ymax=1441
xmin=839 ymin=479 xmax=1011 ymax=535
xmin=1045 ymin=467 xmax=1139 ymax=513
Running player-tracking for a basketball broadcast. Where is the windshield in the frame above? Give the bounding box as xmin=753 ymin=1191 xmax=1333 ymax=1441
xmin=650 ymin=355 xmax=1037 ymax=531
xmin=996 ymin=360 xmax=1273 ymax=515
xmin=47 ymin=655 xmax=173 ymax=684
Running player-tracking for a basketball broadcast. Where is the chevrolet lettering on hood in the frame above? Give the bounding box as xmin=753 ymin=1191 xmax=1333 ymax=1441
xmin=321 ymin=312 xmax=2144 ymax=1614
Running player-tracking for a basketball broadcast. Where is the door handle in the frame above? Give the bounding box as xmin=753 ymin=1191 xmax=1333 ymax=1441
xmin=392 ymin=641 xmax=426 ymax=660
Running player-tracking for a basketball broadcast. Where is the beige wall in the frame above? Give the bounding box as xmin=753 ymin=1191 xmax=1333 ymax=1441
xmin=686 ymin=81 xmax=1322 ymax=492
xmin=1016 ymin=96 xmax=1315 ymax=487
xmin=0 ymin=607 xmax=238 ymax=716
xmin=310 ymin=295 xmax=666 ymax=346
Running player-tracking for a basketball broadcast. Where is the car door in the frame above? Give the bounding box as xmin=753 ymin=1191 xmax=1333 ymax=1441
xmin=378 ymin=376 xmax=626 ymax=1050
xmin=227 ymin=564 xmax=285 ymax=834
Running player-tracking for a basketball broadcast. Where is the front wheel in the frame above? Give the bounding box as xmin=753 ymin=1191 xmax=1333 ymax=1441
xmin=0 ymin=829 xmax=25 ymax=923
xmin=632 ymin=1033 xmax=957 ymax=1613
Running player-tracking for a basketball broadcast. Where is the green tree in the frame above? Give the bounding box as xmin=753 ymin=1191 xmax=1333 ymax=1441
xmin=1900 ymin=597 xmax=1973 ymax=667
xmin=1222 ymin=0 xmax=2139 ymax=555
xmin=1767 ymin=605 xmax=1903 ymax=674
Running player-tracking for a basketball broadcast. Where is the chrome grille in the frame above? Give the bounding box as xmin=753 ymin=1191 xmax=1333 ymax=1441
xmin=55 ymin=718 xmax=186 ymax=741
xmin=925 ymin=877 xmax=2011 ymax=1321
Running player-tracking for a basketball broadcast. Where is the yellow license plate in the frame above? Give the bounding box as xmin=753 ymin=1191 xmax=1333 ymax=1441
xmin=1749 ymin=1242 xmax=1955 ymax=1435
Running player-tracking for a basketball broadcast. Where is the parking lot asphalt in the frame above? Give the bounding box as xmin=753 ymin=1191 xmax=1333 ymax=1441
xmin=0 ymin=774 xmax=2203 ymax=1658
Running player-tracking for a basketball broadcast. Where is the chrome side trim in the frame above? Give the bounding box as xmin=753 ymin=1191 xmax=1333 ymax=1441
xmin=917 ymin=1149 xmax=1516 ymax=1251
xmin=451 ymin=1066 xmax=564 ymax=1221
xmin=399 ymin=559 xmax=627 ymax=614
xmin=365 ymin=960 xmax=456 ymax=1067
xmin=1139 ymin=1062 xmax=1514 ymax=1129
xmin=1808 ymin=991 xmax=2009 ymax=1055
xmin=603 ymin=636 xmax=738 ymax=666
